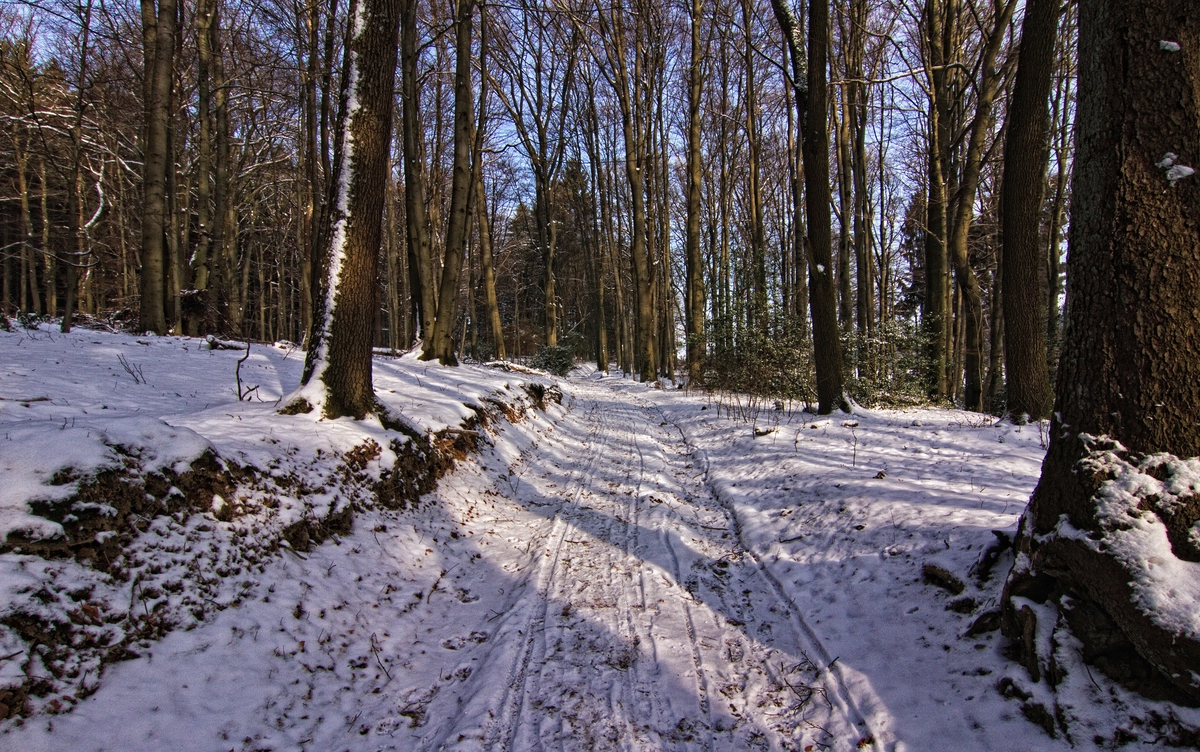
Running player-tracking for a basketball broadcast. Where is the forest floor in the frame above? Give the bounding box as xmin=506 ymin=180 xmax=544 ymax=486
xmin=2 ymin=320 xmax=1199 ymax=751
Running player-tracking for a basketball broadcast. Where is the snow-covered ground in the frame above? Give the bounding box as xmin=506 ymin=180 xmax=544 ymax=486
xmin=2 ymin=321 xmax=1198 ymax=750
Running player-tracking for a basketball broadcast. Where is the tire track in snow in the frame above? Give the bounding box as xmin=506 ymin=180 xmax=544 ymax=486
xmin=630 ymin=426 xmax=715 ymax=752
xmin=415 ymin=399 xmax=612 ymax=751
xmin=646 ymin=396 xmax=885 ymax=752
xmin=423 ymin=379 xmax=863 ymax=750
xmin=492 ymin=399 xmax=614 ymax=751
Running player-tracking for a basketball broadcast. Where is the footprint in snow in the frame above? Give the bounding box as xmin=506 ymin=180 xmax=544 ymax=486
xmin=440 ymin=631 xmax=489 ymax=650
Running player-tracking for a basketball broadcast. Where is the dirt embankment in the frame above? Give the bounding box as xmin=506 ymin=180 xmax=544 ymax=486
xmin=0 ymin=382 xmax=562 ymax=722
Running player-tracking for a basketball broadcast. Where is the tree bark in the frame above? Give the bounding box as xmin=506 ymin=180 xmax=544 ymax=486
xmin=685 ymin=0 xmax=706 ymax=384
xmin=1002 ymin=0 xmax=1200 ymax=703
xmin=400 ymin=0 xmax=437 ymax=343
xmin=192 ymin=0 xmax=215 ymax=313
xmin=595 ymin=0 xmax=657 ymax=382
xmin=1000 ymin=0 xmax=1058 ymax=420
xmin=921 ymin=0 xmax=953 ymax=399
xmin=292 ymin=0 xmax=400 ymax=419
xmin=474 ymin=8 xmax=506 ymax=361
xmin=422 ymin=0 xmax=477 ymax=365
xmin=743 ymin=0 xmax=768 ymax=333
xmin=139 ymin=0 xmax=175 ymax=334
xmin=773 ymin=0 xmax=848 ymax=413
xmin=945 ymin=0 xmax=1016 ymax=412
xmin=211 ymin=0 xmax=235 ymax=333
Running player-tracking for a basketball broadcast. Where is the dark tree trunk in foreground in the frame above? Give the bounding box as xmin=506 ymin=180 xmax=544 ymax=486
xmin=775 ymin=0 xmax=847 ymax=414
xmin=291 ymin=0 xmax=400 ymax=418
xmin=139 ymin=0 xmax=176 ymax=335
xmin=1001 ymin=0 xmax=1058 ymax=421
xmin=1002 ymin=0 xmax=1200 ymax=703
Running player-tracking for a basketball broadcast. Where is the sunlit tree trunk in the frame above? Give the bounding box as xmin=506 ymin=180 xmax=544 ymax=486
xmin=1003 ymin=0 xmax=1200 ymax=702
xmin=291 ymin=0 xmax=400 ymax=418
xmin=422 ymin=0 xmax=477 ymax=365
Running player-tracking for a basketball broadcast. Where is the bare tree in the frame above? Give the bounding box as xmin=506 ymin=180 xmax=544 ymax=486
xmin=422 ymin=0 xmax=478 ymax=365
xmin=1000 ymin=0 xmax=1058 ymax=420
xmin=289 ymin=0 xmax=400 ymax=418
xmin=1003 ymin=0 xmax=1200 ymax=703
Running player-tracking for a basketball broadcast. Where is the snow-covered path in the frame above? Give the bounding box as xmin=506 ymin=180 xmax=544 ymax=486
xmin=6 ymin=328 xmax=1195 ymax=751
xmin=415 ymin=379 xmax=879 ymax=751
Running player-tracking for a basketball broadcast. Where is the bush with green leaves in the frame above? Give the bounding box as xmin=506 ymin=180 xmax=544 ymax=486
xmin=841 ymin=320 xmax=932 ymax=407
xmin=530 ymin=345 xmax=575 ymax=376
xmin=706 ymin=323 xmax=817 ymax=408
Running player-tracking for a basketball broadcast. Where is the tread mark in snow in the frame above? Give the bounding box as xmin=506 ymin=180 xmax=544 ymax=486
xmin=647 ymin=399 xmax=884 ymax=752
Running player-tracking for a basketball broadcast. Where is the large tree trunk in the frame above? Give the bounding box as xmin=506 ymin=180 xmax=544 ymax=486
xmin=945 ymin=0 xmax=1015 ymax=413
xmin=774 ymin=0 xmax=847 ymax=414
xmin=1000 ymin=0 xmax=1058 ymax=420
xmin=400 ymin=0 xmax=437 ymax=343
xmin=1002 ymin=0 xmax=1200 ymax=704
xmin=422 ymin=0 xmax=476 ymax=366
xmin=684 ymin=0 xmax=705 ymax=384
xmin=139 ymin=0 xmax=174 ymax=335
xmin=922 ymin=0 xmax=953 ymax=399
xmin=290 ymin=0 xmax=400 ymax=419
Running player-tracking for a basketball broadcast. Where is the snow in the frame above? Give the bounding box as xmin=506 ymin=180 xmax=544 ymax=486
xmin=1053 ymin=440 xmax=1200 ymax=641
xmin=2 ymin=323 xmax=1199 ymax=749
xmin=1167 ymin=165 xmax=1196 ymax=184
xmin=1156 ymin=152 xmax=1196 ymax=184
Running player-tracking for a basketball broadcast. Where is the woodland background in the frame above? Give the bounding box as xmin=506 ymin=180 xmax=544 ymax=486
xmin=0 ymin=0 xmax=1074 ymax=412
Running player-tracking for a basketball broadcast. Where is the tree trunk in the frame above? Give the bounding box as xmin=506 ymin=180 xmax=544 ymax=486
xmin=291 ymin=0 xmax=400 ymax=419
xmin=945 ymin=0 xmax=1016 ymax=412
xmin=1002 ymin=0 xmax=1200 ymax=703
xmin=474 ymin=9 xmax=505 ymax=361
xmin=422 ymin=0 xmax=476 ymax=366
xmin=596 ymin=3 xmax=656 ymax=382
xmin=400 ymin=0 xmax=437 ymax=342
xmin=14 ymin=133 xmax=40 ymax=314
xmin=139 ymin=0 xmax=175 ymax=334
xmin=773 ymin=0 xmax=848 ymax=413
xmin=834 ymin=84 xmax=854 ymax=333
xmin=743 ymin=0 xmax=767 ymax=333
xmin=211 ymin=0 xmax=235 ymax=333
xmin=40 ymin=160 xmax=55 ymax=316
xmin=685 ymin=0 xmax=705 ymax=384
xmin=191 ymin=0 xmax=215 ymax=332
xmin=922 ymin=0 xmax=952 ymax=399
xmin=61 ymin=0 xmax=96 ymax=333
xmin=1000 ymin=0 xmax=1058 ymax=420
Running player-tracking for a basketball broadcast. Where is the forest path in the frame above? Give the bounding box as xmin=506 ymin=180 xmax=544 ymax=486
xmin=416 ymin=376 xmax=880 ymax=752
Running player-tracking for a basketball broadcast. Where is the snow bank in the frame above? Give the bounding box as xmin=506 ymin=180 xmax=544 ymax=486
xmin=0 ymin=321 xmax=560 ymax=720
xmin=1053 ymin=438 xmax=1200 ymax=640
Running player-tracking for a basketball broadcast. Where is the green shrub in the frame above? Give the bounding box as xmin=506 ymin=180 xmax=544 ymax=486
xmin=530 ymin=345 xmax=575 ymax=376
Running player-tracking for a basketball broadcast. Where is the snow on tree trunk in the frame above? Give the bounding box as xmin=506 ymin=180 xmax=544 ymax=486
xmin=285 ymin=0 xmax=399 ymax=419
xmin=1001 ymin=0 xmax=1200 ymax=703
